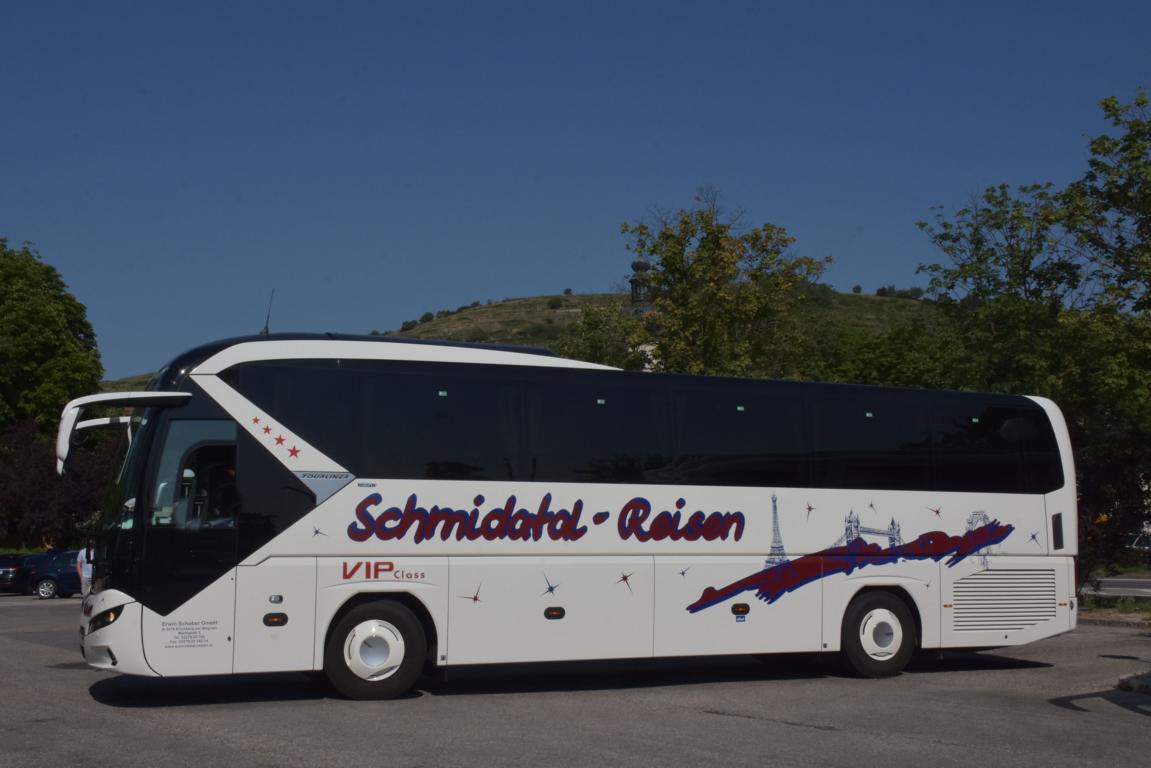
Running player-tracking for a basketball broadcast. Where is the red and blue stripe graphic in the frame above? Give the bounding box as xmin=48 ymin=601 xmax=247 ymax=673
xmin=687 ymin=521 xmax=1014 ymax=613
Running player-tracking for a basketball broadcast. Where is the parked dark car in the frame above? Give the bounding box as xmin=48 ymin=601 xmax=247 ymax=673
xmin=0 ymin=555 xmax=27 ymax=593
xmin=20 ymin=551 xmax=81 ymax=599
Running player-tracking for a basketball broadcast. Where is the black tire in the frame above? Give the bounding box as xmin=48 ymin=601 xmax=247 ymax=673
xmin=324 ymin=601 xmax=426 ymax=700
xmin=841 ymin=591 xmax=915 ymax=678
xmin=35 ymin=579 xmax=58 ymax=600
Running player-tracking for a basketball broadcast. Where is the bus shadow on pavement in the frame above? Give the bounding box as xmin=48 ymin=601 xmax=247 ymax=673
xmin=88 ymin=671 xmax=343 ymax=707
xmin=905 ymin=650 xmax=1052 ymax=674
xmin=86 ymin=651 xmax=1055 ymax=705
xmin=421 ymin=654 xmax=839 ymax=697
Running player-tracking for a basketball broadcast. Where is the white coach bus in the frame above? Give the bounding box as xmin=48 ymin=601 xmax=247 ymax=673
xmin=58 ymin=334 xmax=1077 ymax=699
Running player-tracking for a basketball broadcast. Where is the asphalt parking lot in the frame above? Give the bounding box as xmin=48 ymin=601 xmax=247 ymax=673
xmin=1 ymin=594 xmax=1147 ymax=768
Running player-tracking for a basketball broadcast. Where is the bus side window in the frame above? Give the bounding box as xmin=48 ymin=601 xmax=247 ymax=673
xmin=524 ymin=370 xmax=671 ymax=484
xmin=811 ymin=390 xmax=931 ymax=491
xmin=670 ymin=380 xmax=808 ymax=487
xmin=932 ymin=400 xmax=1024 ymax=493
xmin=148 ymin=421 xmax=238 ymax=530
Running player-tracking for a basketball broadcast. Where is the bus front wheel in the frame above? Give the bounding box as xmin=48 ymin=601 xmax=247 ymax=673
xmin=841 ymin=591 xmax=915 ymax=678
xmin=324 ymin=601 xmax=426 ymax=700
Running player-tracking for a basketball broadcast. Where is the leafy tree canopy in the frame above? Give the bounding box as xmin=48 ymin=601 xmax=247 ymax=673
xmin=910 ymin=90 xmax=1151 ymax=584
xmin=0 ymin=239 xmax=104 ymax=548
xmin=618 ymin=188 xmax=828 ymax=377
xmin=1063 ymin=88 xmax=1151 ymax=311
xmin=0 ymin=239 xmax=103 ymax=432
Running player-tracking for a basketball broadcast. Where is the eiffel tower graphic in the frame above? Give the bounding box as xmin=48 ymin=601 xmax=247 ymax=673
xmin=764 ymin=494 xmax=789 ymax=567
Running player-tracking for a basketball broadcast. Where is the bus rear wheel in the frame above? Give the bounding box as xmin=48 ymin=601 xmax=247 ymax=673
xmin=324 ymin=601 xmax=426 ymax=700
xmin=841 ymin=591 xmax=915 ymax=678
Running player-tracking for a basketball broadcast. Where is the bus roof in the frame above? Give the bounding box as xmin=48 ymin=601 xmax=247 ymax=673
xmin=152 ymin=333 xmax=603 ymax=390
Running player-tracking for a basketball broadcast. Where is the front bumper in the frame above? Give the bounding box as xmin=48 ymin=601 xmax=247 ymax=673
xmin=80 ymin=590 xmax=156 ymax=677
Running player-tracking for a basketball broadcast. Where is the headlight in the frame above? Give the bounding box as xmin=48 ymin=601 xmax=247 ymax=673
xmin=88 ymin=605 xmax=124 ymax=633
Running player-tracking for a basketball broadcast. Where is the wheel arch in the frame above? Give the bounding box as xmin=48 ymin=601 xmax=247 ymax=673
xmin=321 ymin=590 xmax=439 ymax=670
xmin=823 ymin=575 xmax=934 ymax=652
xmin=848 ymin=585 xmax=922 ymax=649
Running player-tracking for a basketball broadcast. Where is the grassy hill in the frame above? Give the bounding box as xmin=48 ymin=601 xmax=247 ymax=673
xmin=383 ymin=293 xmax=622 ymax=347
xmin=103 ymin=287 xmax=932 ymax=389
xmin=387 ymin=287 xmax=932 ymax=347
xmin=100 ymin=372 xmax=154 ymax=393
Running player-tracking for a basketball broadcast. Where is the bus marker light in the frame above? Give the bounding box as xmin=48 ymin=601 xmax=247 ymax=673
xmin=731 ymin=603 xmax=750 ymax=616
xmin=263 ymin=613 xmax=289 ymax=627
xmin=544 ymin=607 xmax=565 ymax=620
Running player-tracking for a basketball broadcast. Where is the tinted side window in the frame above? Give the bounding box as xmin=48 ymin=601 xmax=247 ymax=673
xmin=236 ymin=429 xmax=317 ymax=561
xmin=361 ymin=364 xmax=520 ymax=481
xmin=812 ymin=389 xmax=931 ymax=490
xmin=231 ymin=361 xmax=368 ymax=476
xmin=233 ymin=360 xmax=521 ymax=481
xmin=669 ymin=378 xmax=808 ymax=487
xmin=524 ymin=370 xmax=671 ymax=483
xmin=1024 ymin=409 xmax=1064 ymax=493
xmin=932 ymin=399 xmax=1024 ymax=493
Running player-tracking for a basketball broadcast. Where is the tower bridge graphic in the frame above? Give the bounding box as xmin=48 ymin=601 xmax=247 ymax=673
xmin=829 ymin=510 xmax=904 ymax=549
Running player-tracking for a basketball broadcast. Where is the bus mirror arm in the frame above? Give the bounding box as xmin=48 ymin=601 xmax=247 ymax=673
xmin=55 ymin=391 xmax=193 ymax=475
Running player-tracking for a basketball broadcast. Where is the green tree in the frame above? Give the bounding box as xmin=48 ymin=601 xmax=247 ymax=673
xmin=914 ymin=100 xmax=1151 ymax=586
xmin=553 ymin=301 xmax=649 ymax=370
xmin=1062 ymin=88 xmax=1151 ymax=311
xmin=916 ymin=184 xmax=1084 ymax=392
xmin=0 ymin=239 xmax=104 ymax=547
xmin=0 ymin=239 xmax=103 ymax=431
xmin=621 ymin=189 xmax=828 ymax=377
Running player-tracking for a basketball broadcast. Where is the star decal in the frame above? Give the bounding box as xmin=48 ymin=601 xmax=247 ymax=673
xmin=805 ymin=502 xmax=815 ymax=522
xmin=275 ymin=435 xmax=285 ymax=446
xmin=928 ymin=506 xmax=942 ymax=518
xmin=541 ymin=575 xmax=559 ymax=596
xmin=678 ymin=566 xmax=691 ymax=578
xmin=263 ymin=425 xmax=272 ymax=434
xmin=312 ymin=527 xmax=327 ymax=537
xmin=868 ymin=500 xmax=876 ymax=513
xmin=288 ymin=446 xmax=300 ymax=458
xmin=459 ymin=583 xmax=483 ymax=603
xmin=617 ymin=572 xmax=634 ymax=593
xmin=1028 ymin=532 xmax=1041 ymax=546
xmin=252 ymin=416 xmax=261 ymax=425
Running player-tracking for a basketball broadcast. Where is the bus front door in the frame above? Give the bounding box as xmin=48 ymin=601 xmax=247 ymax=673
xmin=140 ymin=420 xmax=239 ymax=676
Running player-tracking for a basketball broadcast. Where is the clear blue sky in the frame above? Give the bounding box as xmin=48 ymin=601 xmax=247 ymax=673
xmin=2 ymin=1 xmax=1148 ymax=379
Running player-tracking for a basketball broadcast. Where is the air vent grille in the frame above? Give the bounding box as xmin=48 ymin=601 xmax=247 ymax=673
xmin=952 ymin=569 xmax=1056 ymax=632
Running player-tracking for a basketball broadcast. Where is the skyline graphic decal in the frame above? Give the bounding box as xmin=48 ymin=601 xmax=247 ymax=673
xmin=686 ymin=521 xmax=1014 ymax=613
